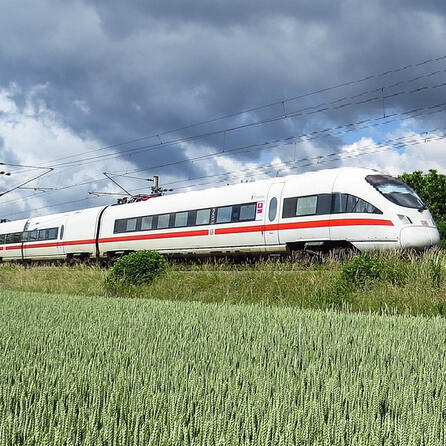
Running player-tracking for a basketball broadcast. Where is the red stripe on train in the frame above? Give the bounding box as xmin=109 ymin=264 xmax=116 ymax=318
xmin=5 ymin=245 xmax=22 ymax=251
xmin=98 ymin=229 xmax=209 ymax=244
xmin=1 ymin=218 xmax=393 ymax=251
xmin=23 ymin=239 xmax=97 ymax=249
xmin=5 ymin=239 xmax=96 ymax=250
xmin=215 ymin=218 xmax=393 ymax=235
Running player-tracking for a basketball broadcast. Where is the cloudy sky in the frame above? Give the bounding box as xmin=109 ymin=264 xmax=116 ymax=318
xmin=1 ymin=0 xmax=446 ymax=220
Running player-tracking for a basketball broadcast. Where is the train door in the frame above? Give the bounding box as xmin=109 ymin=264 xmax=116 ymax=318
xmin=264 ymin=182 xmax=284 ymax=246
xmin=23 ymin=217 xmax=67 ymax=260
xmin=57 ymin=220 xmax=67 ymax=257
xmin=21 ymin=220 xmax=30 ymax=260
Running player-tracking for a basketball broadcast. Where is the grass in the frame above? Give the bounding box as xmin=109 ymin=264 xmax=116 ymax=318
xmin=0 ymin=250 xmax=445 ymax=316
xmin=0 ymin=290 xmax=445 ymax=445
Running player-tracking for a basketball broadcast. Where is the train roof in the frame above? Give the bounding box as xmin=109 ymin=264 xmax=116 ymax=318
xmin=1 ymin=167 xmax=382 ymax=224
xmin=0 ymin=218 xmax=28 ymax=233
xmin=140 ymin=166 xmax=381 ymax=202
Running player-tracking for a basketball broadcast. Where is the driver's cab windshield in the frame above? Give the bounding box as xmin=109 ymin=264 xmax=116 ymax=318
xmin=365 ymin=174 xmax=426 ymax=210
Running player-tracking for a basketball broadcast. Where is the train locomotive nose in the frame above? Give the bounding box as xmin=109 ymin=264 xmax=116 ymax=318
xmin=400 ymin=226 xmax=441 ymax=249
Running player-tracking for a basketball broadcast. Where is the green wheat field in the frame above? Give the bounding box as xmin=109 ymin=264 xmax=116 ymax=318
xmin=1 ymin=287 xmax=445 ymax=445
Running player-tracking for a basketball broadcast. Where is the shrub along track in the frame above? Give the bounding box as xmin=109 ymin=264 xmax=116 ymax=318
xmin=0 ymin=250 xmax=445 ymax=316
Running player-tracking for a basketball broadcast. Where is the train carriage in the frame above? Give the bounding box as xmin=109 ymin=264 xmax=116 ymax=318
xmin=0 ymin=219 xmax=28 ymax=261
xmin=62 ymin=207 xmax=106 ymax=261
xmin=0 ymin=167 xmax=440 ymax=263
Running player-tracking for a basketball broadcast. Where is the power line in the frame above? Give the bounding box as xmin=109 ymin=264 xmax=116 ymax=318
xmin=47 ymin=73 xmax=446 ymax=169
xmin=4 ymin=55 xmax=446 ymax=209
xmin=39 ymin=53 xmax=446 ymax=167
xmin=4 ymin=129 xmax=444 ymax=219
xmin=2 ymin=95 xmax=446 ymax=211
xmin=153 ymin=130 xmax=446 ymax=190
xmin=110 ymin=99 xmax=446 ymax=179
xmin=0 ymin=163 xmax=54 ymax=198
xmin=4 ymin=64 xmax=446 ymax=205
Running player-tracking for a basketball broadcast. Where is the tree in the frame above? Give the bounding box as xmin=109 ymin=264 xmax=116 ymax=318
xmin=399 ymin=170 xmax=446 ymax=248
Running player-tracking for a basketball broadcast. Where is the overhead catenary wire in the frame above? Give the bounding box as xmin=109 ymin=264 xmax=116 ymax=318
xmin=146 ymin=130 xmax=446 ymax=190
xmin=46 ymin=73 xmax=446 ymax=169
xmin=2 ymin=96 xmax=446 ymax=211
xmin=0 ymin=163 xmax=54 ymax=198
xmin=3 ymin=54 xmax=446 ymax=213
xmin=109 ymin=99 xmax=446 ymax=179
xmin=4 ymin=61 xmax=446 ymax=198
xmin=6 ymin=56 xmax=442 ymax=173
xmin=37 ymin=54 xmax=446 ymax=167
xmin=117 ymin=131 xmax=444 ymax=194
xmin=4 ymin=130 xmax=444 ymax=219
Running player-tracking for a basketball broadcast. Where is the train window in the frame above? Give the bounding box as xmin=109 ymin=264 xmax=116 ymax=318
xmin=366 ymin=174 xmax=425 ymax=210
xmin=297 ymin=196 xmax=318 ymax=216
xmin=332 ymin=193 xmax=347 ymax=214
xmin=141 ymin=216 xmax=153 ymax=230
xmin=216 ymin=206 xmax=232 ymax=223
xmin=283 ymin=194 xmax=331 ymax=218
xmin=174 ymin=212 xmax=188 ymax=227
xmin=282 ymin=197 xmax=298 ymax=218
xmin=60 ymin=225 xmax=64 ymax=240
xmin=187 ymin=210 xmax=197 ymax=226
xmin=353 ymin=198 xmax=377 ymax=213
xmin=316 ymin=194 xmax=332 ymax=215
xmin=157 ymin=214 xmax=170 ymax=229
xmin=196 ymin=209 xmax=211 ymax=226
xmin=268 ymin=198 xmax=277 ymax=221
xmin=332 ymin=193 xmax=381 ymax=214
xmin=346 ymin=195 xmax=363 ymax=213
xmin=2 ymin=232 xmax=21 ymax=244
xmin=240 ymin=203 xmax=256 ymax=221
xmin=114 ymin=219 xmax=127 ymax=233
xmin=231 ymin=205 xmax=240 ymax=221
xmin=15 ymin=232 xmax=23 ymax=243
xmin=28 ymin=230 xmax=38 ymax=241
xmin=114 ymin=203 xmax=256 ymax=233
xmin=126 ymin=218 xmax=137 ymax=232
xmin=38 ymin=228 xmax=58 ymax=241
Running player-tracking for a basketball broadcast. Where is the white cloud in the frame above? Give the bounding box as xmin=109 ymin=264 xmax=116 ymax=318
xmin=338 ymin=132 xmax=446 ymax=175
xmin=1 ymin=84 xmax=445 ymax=223
xmin=0 ymin=85 xmax=140 ymax=219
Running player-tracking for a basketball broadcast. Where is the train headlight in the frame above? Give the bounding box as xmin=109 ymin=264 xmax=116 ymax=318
xmin=398 ymin=214 xmax=412 ymax=225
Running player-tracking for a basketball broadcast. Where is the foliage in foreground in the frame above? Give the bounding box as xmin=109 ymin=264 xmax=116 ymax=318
xmin=106 ymin=250 xmax=168 ymax=288
xmin=341 ymin=252 xmax=408 ymax=287
xmin=399 ymin=169 xmax=446 ymax=248
xmin=0 ymin=249 xmax=445 ymax=316
xmin=0 ymin=290 xmax=445 ymax=445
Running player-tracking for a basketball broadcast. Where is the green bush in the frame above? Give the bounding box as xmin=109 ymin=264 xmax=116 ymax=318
xmin=106 ymin=250 xmax=168 ymax=287
xmin=341 ymin=253 xmax=407 ymax=288
xmin=399 ymin=170 xmax=446 ymax=247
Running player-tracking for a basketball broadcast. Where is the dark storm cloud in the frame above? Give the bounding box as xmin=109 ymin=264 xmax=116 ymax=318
xmin=1 ymin=0 xmax=446 ymax=217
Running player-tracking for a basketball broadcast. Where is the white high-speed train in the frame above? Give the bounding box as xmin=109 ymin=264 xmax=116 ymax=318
xmin=0 ymin=167 xmax=440 ymax=262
